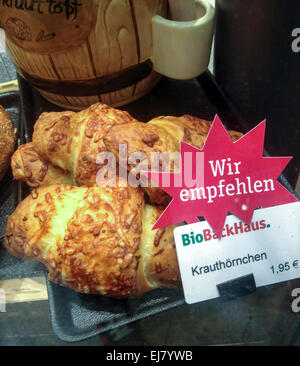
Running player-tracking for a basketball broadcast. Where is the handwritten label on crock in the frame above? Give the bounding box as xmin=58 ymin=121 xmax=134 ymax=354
xmin=1 ymin=0 xmax=83 ymax=20
xmin=0 ymin=0 xmax=95 ymax=53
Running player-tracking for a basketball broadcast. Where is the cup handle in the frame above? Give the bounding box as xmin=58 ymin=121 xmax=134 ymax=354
xmin=151 ymin=0 xmax=215 ymax=80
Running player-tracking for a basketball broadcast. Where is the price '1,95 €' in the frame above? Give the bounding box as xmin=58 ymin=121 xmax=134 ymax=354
xmin=271 ymin=260 xmax=299 ymax=274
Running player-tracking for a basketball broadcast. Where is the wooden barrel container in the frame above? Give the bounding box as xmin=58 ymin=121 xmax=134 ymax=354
xmin=0 ymin=0 xmax=168 ymax=110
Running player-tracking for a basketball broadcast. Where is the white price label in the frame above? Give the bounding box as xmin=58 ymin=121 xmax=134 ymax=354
xmin=174 ymin=202 xmax=300 ymax=304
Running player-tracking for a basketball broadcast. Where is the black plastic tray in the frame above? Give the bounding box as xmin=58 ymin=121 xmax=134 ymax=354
xmin=15 ymin=71 xmax=300 ymax=342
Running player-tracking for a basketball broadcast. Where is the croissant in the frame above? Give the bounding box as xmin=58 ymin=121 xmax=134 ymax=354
xmin=11 ymin=142 xmax=75 ymax=188
xmin=31 ymin=103 xmax=243 ymax=205
xmin=103 ymin=114 xmax=243 ymax=205
xmin=0 ymin=105 xmax=16 ymax=181
xmin=32 ymin=103 xmax=137 ymax=187
xmin=3 ymin=184 xmax=180 ymax=298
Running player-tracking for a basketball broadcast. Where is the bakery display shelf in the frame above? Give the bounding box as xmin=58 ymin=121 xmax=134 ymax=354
xmin=6 ymin=71 xmax=299 ymax=342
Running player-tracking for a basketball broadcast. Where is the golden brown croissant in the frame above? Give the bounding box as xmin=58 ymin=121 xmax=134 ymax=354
xmin=103 ymin=114 xmax=243 ymax=205
xmin=31 ymin=103 xmax=242 ymax=205
xmin=0 ymin=105 xmax=16 ymax=181
xmin=11 ymin=142 xmax=75 ymax=187
xmin=32 ymin=103 xmax=137 ymax=186
xmin=3 ymin=184 xmax=180 ymax=298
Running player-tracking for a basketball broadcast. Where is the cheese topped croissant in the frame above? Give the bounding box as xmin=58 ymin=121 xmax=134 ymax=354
xmin=103 ymin=114 xmax=242 ymax=205
xmin=3 ymin=184 xmax=180 ymax=298
xmin=19 ymin=103 xmax=242 ymax=206
xmin=32 ymin=103 xmax=137 ymax=187
xmin=6 ymin=103 xmax=245 ymax=299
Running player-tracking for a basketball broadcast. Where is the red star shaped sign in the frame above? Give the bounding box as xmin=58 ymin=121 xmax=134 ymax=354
xmin=143 ymin=115 xmax=298 ymax=237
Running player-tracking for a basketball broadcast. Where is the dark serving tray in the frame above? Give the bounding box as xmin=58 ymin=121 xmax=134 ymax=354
xmin=13 ymin=71 xmax=300 ymax=342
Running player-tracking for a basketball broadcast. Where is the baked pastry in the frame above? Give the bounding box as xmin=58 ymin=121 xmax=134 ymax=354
xmin=32 ymin=103 xmax=137 ymax=186
xmin=104 ymin=114 xmax=243 ymax=205
xmin=31 ymin=103 xmax=242 ymax=205
xmin=3 ymin=184 xmax=180 ymax=298
xmin=11 ymin=142 xmax=75 ymax=187
xmin=6 ymin=104 xmax=244 ymax=299
xmin=0 ymin=105 xmax=16 ymax=181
